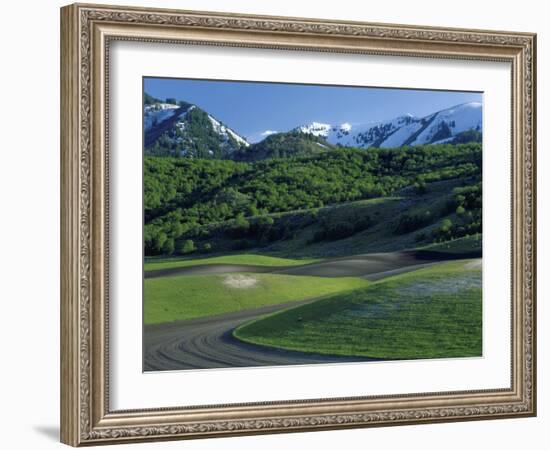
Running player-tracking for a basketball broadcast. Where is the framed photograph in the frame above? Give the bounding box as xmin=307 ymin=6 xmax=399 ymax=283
xmin=60 ymin=3 xmax=537 ymax=446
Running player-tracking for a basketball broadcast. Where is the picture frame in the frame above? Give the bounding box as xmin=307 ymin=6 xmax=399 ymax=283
xmin=60 ymin=2 xmax=537 ymax=446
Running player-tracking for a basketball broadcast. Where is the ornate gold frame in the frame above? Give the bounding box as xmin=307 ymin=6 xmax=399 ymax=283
xmin=60 ymin=3 xmax=537 ymax=446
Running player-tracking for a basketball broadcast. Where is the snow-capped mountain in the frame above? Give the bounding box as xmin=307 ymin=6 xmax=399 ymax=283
xmin=296 ymin=102 xmax=482 ymax=149
xmin=144 ymin=96 xmax=249 ymax=158
xmin=144 ymin=96 xmax=482 ymax=161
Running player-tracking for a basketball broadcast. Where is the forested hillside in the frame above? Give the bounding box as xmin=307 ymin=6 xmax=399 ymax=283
xmin=144 ymin=143 xmax=482 ymax=256
xmin=232 ymin=131 xmax=337 ymax=161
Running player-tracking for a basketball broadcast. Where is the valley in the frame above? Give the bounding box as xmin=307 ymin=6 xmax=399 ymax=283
xmin=142 ymin=89 xmax=483 ymax=371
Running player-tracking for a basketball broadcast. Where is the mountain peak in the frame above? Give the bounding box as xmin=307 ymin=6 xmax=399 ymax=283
xmin=144 ymin=95 xmax=249 ymax=158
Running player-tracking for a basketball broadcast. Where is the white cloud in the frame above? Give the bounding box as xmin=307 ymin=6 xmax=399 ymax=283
xmin=260 ymin=130 xmax=278 ymax=136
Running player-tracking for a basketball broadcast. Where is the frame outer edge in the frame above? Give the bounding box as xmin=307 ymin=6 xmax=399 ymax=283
xmin=528 ymin=33 xmax=537 ymax=416
xmin=61 ymin=4 xmax=81 ymax=447
xmin=61 ymin=2 xmax=537 ymax=445
xmin=533 ymin=33 xmax=537 ymax=417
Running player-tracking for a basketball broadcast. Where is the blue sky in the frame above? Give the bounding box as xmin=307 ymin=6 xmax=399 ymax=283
xmin=144 ymin=77 xmax=482 ymax=143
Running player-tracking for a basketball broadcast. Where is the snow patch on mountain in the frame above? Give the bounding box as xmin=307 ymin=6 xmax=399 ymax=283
xmin=409 ymin=102 xmax=482 ymax=145
xmin=339 ymin=123 xmax=352 ymax=133
xmin=379 ymin=122 xmax=423 ymax=148
xmin=144 ymin=103 xmax=180 ymax=131
xmin=298 ymin=122 xmax=332 ymax=137
xmin=207 ymin=115 xmax=250 ymax=147
xmin=261 ymin=130 xmax=279 ymax=137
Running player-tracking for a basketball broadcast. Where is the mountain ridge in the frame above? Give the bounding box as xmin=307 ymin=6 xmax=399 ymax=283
xmin=295 ymin=101 xmax=482 ymax=149
xmin=144 ymin=96 xmax=482 ymax=160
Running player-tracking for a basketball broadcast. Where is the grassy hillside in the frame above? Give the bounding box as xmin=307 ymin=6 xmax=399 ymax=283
xmin=144 ymin=273 xmax=369 ymax=324
xmin=234 ymin=260 xmax=482 ymax=359
xmin=416 ymin=234 xmax=482 ymax=257
xmin=144 ymin=254 xmax=320 ymax=272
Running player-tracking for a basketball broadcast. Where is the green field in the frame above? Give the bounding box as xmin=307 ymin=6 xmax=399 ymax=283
xmin=234 ymin=260 xmax=482 ymax=359
xmin=144 ymin=273 xmax=370 ymax=324
xmin=417 ymin=234 xmax=482 ymax=256
xmin=144 ymin=254 xmax=320 ymax=272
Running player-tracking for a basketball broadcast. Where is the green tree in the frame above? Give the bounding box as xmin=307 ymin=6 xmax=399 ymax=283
xmin=179 ymin=239 xmax=196 ymax=255
xmin=441 ymin=218 xmax=452 ymax=232
xmin=228 ymin=213 xmax=250 ymax=238
xmin=161 ymin=238 xmax=175 ymax=255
